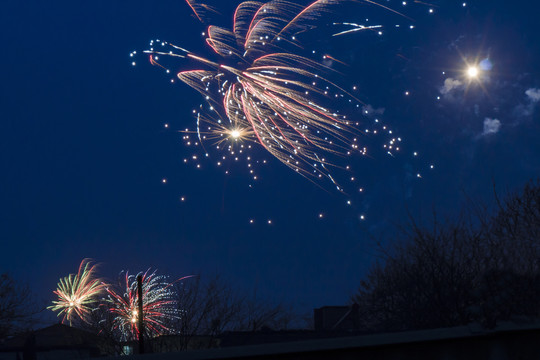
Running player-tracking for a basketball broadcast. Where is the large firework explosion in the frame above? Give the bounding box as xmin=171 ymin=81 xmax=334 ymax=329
xmin=141 ymin=0 xmax=408 ymax=192
xmin=48 ymin=259 xmax=106 ymax=325
xmin=104 ymin=270 xmax=191 ymax=341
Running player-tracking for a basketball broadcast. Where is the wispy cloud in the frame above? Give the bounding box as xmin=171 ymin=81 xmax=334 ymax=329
xmin=440 ymin=78 xmax=463 ymax=95
xmin=513 ymin=87 xmax=540 ymax=118
xmin=481 ymin=117 xmax=501 ymax=136
xmin=525 ymin=88 xmax=540 ymax=102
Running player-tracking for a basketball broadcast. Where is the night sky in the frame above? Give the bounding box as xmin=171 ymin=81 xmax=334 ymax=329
xmin=1 ymin=0 xmax=539 ymax=322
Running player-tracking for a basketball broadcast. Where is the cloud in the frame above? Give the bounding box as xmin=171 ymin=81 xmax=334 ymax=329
xmin=440 ymin=78 xmax=463 ymax=95
xmin=362 ymin=104 xmax=385 ymax=116
xmin=513 ymin=88 xmax=540 ymax=118
xmin=482 ymin=117 xmax=501 ymax=136
xmin=525 ymin=88 xmax=540 ymax=102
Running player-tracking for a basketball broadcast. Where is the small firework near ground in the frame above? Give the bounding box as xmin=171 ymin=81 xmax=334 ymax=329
xmin=48 ymin=259 xmax=106 ymax=325
xmin=104 ymin=270 xmax=191 ymax=341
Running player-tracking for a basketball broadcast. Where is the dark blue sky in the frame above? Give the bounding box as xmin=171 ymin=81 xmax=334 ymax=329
xmin=1 ymin=0 xmax=539 ymax=321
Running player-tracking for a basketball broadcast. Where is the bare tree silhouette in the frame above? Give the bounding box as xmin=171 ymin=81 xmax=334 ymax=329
xmin=353 ymin=180 xmax=540 ymax=332
xmin=0 ymin=273 xmax=40 ymax=340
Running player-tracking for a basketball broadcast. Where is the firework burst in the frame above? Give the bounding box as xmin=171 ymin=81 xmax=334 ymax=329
xmin=143 ymin=0 xmax=405 ymax=191
xmin=48 ymin=259 xmax=106 ymax=325
xmin=104 ymin=270 xmax=190 ymax=341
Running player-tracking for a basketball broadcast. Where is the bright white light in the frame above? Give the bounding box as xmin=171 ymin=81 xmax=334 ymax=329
xmin=231 ymin=130 xmax=241 ymax=139
xmin=467 ymin=66 xmax=479 ymax=78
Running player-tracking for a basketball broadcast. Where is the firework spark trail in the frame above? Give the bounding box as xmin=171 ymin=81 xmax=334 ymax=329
xmin=332 ymin=23 xmax=383 ymax=36
xmin=104 ymin=270 xmax=192 ymax=341
xmin=48 ymin=259 xmax=106 ymax=325
xmin=185 ymin=0 xmax=220 ymax=22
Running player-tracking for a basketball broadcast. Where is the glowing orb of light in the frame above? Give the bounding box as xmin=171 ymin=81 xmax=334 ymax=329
xmin=467 ymin=66 xmax=479 ymax=78
xmin=230 ymin=130 xmax=241 ymax=139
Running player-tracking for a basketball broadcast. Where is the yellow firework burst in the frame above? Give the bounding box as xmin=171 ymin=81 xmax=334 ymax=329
xmin=48 ymin=259 xmax=106 ymax=325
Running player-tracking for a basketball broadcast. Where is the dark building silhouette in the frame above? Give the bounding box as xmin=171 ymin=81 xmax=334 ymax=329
xmin=0 ymin=323 xmax=116 ymax=359
xmin=313 ymin=304 xmax=360 ymax=331
xmin=122 ymin=322 xmax=540 ymax=360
